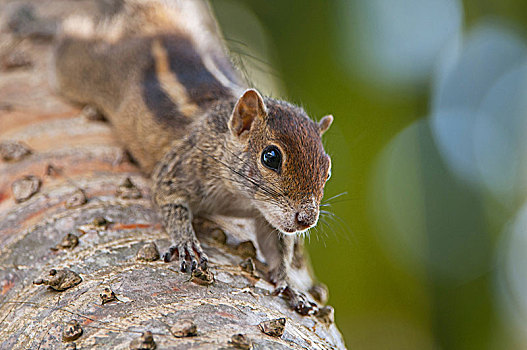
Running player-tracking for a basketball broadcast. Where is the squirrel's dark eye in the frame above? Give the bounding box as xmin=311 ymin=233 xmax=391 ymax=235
xmin=261 ymin=145 xmax=282 ymax=172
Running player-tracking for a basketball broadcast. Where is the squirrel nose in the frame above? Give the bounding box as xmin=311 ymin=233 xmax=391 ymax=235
xmin=295 ymin=210 xmax=317 ymax=230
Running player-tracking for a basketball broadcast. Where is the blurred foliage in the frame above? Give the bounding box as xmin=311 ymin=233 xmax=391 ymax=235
xmin=212 ymin=1 xmax=527 ymax=349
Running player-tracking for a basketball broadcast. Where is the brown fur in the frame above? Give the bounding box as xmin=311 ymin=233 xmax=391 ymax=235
xmin=54 ymin=0 xmax=333 ymax=315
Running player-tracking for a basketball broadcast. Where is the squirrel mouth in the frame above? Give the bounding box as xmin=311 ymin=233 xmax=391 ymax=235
xmin=280 ymin=225 xmax=310 ymax=235
xmin=275 ymin=218 xmax=317 ymax=235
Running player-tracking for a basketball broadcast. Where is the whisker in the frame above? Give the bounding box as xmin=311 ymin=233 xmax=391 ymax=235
xmin=323 ymin=198 xmax=355 ymax=205
xmin=198 ymin=144 xmax=297 ymax=212
xmin=224 ymin=37 xmax=249 ymax=47
xmin=322 ymin=191 xmax=348 ymax=204
xmin=228 ymin=48 xmax=281 ymax=78
xmin=219 ymin=143 xmax=289 ymax=197
xmin=319 ymin=210 xmax=353 ymax=244
xmin=207 ymin=174 xmax=282 ymax=207
xmin=195 ymin=145 xmax=286 ymax=203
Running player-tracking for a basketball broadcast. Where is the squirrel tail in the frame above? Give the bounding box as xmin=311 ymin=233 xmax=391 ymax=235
xmin=52 ymin=0 xmax=244 ymax=115
xmin=52 ymin=15 xmax=123 ymax=114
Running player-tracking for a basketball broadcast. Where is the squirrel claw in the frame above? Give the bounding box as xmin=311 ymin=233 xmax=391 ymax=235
xmin=162 ymin=246 xmax=176 ymax=263
xmin=272 ymin=285 xmax=286 ymax=296
xmin=199 ymin=257 xmax=208 ymax=270
xmin=180 ymin=260 xmax=188 ymax=272
xmin=274 ymin=285 xmax=319 ymax=316
xmin=163 ymin=242 xmax=209 ymax=273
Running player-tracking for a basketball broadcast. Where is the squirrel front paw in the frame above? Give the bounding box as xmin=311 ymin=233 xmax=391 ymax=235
xmin=273 ymin=284 xmax=319 ymax=316
xmin=163 ymin=239 xmax=208 ymax=273
xmin=269 ymin=268 xmax=318 ymax=315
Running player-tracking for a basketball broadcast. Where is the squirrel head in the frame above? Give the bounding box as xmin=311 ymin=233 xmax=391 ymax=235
xmin=228 ymin=89 xmax=333 ymax=234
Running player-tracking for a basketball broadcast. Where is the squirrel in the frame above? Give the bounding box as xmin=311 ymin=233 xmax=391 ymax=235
xmin=52 ymin=0 xmax=333 ymax=315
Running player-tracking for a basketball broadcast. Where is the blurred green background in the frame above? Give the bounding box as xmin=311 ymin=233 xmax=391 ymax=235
xmin=212 ymin=1 xmax=527 ymax=349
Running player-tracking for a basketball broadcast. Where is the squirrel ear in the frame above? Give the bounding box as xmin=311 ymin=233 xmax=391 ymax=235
xmin=318 ymin=114 xmax=333 ymax=135
xmin=229 ymin=89 xmax=266 ymax=139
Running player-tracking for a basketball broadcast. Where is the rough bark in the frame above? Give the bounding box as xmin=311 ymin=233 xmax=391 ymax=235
xmin=0 ymin=1 xmax=346 ymax=349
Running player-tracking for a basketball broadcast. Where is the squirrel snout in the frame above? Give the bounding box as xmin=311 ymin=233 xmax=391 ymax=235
xmin=295 ymin=209 xmax=318 ymax=230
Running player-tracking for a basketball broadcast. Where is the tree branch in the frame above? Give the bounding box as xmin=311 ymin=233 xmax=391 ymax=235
xmin=0 ymin=1 xmax=346 ymax=349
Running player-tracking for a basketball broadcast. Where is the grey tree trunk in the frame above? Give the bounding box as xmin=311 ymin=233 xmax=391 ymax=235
xmin=0 ymin=1 xmax=347 ymax=349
